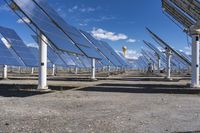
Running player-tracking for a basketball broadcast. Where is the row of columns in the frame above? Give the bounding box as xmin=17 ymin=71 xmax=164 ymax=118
xmin=2 ymin=35 xmax=199 ymax=88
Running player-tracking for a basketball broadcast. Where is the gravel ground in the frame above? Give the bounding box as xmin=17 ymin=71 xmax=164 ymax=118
xmin=0 ymin=72 xmax=200 ymax=133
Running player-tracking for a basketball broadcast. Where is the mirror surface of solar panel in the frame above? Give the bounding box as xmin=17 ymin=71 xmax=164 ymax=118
xmin=0 ymin=39 xmax=21 ymax=66
xmin=69 ymin=55 xmax=85 ymax=68
xmin=78 ymin=56 xmax=91 ymax=68
xmin=32 ymin=0 xmax=102 ymax=59
xmin=96 ymin=62 xmax=103 ymax=68
xmin=80 ymin=30 xmax=121 ymax=66
xmin=58 ymin=52 xmax=76 ymax=67
xmin=146 ymin=28 xmax=191 ymax=66
xmin=99 ymin=41 xmax=122 ymax=66
xmin=95 ymin=41 xmax=121 ymax=66
xmin=79 ymin=30 xmax=111 ymax=66
xmin=117 ymin=52 xmax=127 ymax=63
xmin=32 ymin=35 xmax=67 ymax=67
xmin=99 ymin=57 xmax=110 ymax=66
xmin=28 ymin=46 xmax=53 ymax=67
xmin=47 ymin=47 xmax=66 ymax=67
xmin=10 ymin=0 xmax=82 ymax=55
xmin=0 ymin=26 xmax=38 ymax=66
xmin=80 ymin=31 xmax=119 ymax=66
xmin=101 ymin=41 xmax=127 ymax=66
xmin=6 ymin=46 xmax=25 ymax=66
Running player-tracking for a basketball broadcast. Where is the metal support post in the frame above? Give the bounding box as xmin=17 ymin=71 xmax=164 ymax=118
xmin=37 ymin=32 xmax=48 ymax=90
xmin=91 ymin=58 xmax=96 ymax=80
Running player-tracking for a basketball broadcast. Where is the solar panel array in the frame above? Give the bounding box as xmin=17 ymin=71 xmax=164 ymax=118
xmin=146 ymin=28 xmax=191 ymax=66
xmin=80 ymin=30 xmax=123 ymax=67
xmin=0 ymin=26 xmax=38 ymax=67
xmin=33 ymin=0 xmax=103 ymax=59
xmin=8 ymin=0 xmax=82 ymax=55
xmin=1 ymin=0 xmax=127 ymax=69
xmin=101 ymin=41 xmax=127 ymax=66
xmin=162 ymin=0 xmax=195 ymax=29
xmin=0 ymin=39 xmax=21 ymax=66
xmin=28 ymin=46 xmax=53 ymax=67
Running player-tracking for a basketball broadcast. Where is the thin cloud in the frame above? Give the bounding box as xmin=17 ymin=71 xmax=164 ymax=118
xmin=84 ymin=16 xmax=116 ymax=23
xmin=68 ymin=5 xmax=97 ymax=13
xmin=91 ymin=27 xmax=128 ymax=41
xmin=121 ymin=50 xmax=142 ymax=60
xmin=127 ymin=39 xmax=136 ymax=43
xmin=26 ymin=43 xmax=39 ymax=49
xmin=180 ymin=46 xmax=191 ymax=55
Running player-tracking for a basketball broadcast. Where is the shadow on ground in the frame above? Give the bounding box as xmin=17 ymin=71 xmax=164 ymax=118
xmin=173 ymin=131 xmax=200 ymax=133
xmin=0 ymin=84 xmax=75 ymax=97
xmin=105 ymin=77 xmax=190 ymax=82
xmin=77 ymin=83 xmax=200 ymax=95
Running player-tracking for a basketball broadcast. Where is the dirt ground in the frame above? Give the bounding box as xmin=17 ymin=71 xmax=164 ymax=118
xmin=0 ymin=71 xmax=200 ymax=133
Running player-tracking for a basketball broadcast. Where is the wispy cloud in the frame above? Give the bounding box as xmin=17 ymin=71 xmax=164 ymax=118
xmin=91 ymin=28 xmax=128 ymax=41
xmin=79 ymin=23 xmax=88 ymax=27
xmin=84 ymin=16 xmax=116 ymax=23
xmin=118 ymin=50 xmax=141 ymax=60
xmin=127 ymin=39 xmax=136 ymax=43
xmin=179 ymin=46 xmax=191 ymax=55
xmin=56 ymin=7 xmax=67 ymax=18
xmin=91 ymin=27 xmax=137 ymax=43
xmin=68 ymin=5 xmax=98 ymax=13
xmin=26 ymin=43 xmax=39 ymax=48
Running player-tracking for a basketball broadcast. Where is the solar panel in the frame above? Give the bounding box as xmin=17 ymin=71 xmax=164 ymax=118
xmin=146 ymin=28 xmax=192 ymax=66
xmin=32 ymin=35 xmax=85 ymax=68
xmin=96 ymin=42 xmax=121 ymax=66
xmin=28 ymin=46 xmax=53 ymax=67
xmin=57 ymin=52 xmax=76 ymax=67
xmin=78 ymin=56 xmax=91 ymax=68
xmin=141 ymin=49 xmax=155 ymax=64
xmin=69 ymin=55 xmax=85 ymax=68
xmin=143 ymin=40 xmax=163 ymax=57
xmin=169 ymin=0 xmax=200 ymax=22
xmin=5 ymin=0 xmax=82 ymax=55
xmin=0 ymin=39 xmax=21 ymax=66
xmin=117 ymin=52 xmax=127 ymax=62
xmin=96 ymin=60 xmax=104 ymax=68
xmin=0 ymin=26 xmax=38 ymax=67
xmin=32 ymin=0 xmax=103 ymax=59
xmin=80 ymin=30 xmax=122 ymax=67
xmin=32 ymin=35 xmax=67 ymax=67
xmin=162 ymin=0 xmax=195 ymax=29
xmin=101 ymin=41 xmax=127 ymax=66
xmin=47 ymin=47 xmax=67 ymax=67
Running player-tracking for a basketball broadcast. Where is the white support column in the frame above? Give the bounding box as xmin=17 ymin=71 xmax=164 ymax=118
xmin=31 ymin=67 xmax=34 ymax=75
xmin=157 ymin=56 xmax=161 ymax=73
xmin=191 ymin=35 xmax=200 ymax=88
xmin=3 ymin=65 xmax=7 ymax=79
xmin=167 ymin=54 xmax=171 ymax=79
xmin=37 ymin=33 xmax=48 ymax=90
xmin=75 ymin=67 xmax=78 ymax=75
xmin=91 ymin=58 xmax=96 ymax=80
xmin=52 ymin=64 xmax=55 ymax=76
xmin=108 ymin=65 xmax=111 ymax=72
xmin=165 ymin=48 xmax=172 ymax=80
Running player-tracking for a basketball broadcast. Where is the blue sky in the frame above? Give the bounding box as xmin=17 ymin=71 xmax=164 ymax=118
xmin=0 ymin=0 xmax=191 ymax=59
